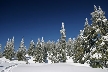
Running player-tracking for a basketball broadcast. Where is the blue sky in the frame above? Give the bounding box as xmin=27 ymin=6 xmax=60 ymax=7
xmin=0 ymin=0 xmax=108 ymax=50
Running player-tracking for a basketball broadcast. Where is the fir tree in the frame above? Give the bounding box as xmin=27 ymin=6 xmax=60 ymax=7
xmin=3 ymin=38 xmax=10 ymax=57
xmin=67 ymin=38 xmax=73 ymax=57
xmin=50 ymin=41 xmax=60 ymax=63
xmin=41 ymin=37 xmax=48 ymax=63
xmin=72 ymin=30 xmax=85 ymax=63
xmin=33 ymin=38 xmax=44 ymax=63
xmin=3 ymin=37 xmax=15 ymax=60
xmin=46 ymin=40 xmax=52 ymax=56
xmin=27 ymin=40 xmax=35 ymax=56
xmin=80 ymin=18 xmax=91 ymax=64
xmin=17 ymin=38 xmax=26 ymax=61
xmin=76 ymin=5 xmax=102 ymax=67
xmin=59 ymin=22 xmax=67 ymax=62
xmin=55 ymin=39 xmax=62 ymax=63
xmin=0 ymin=44 xmax=2 ymax=58
xmin=89 ymin=6 xmax=108 ymax=68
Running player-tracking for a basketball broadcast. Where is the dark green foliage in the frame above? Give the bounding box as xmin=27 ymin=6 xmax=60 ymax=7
xmin=16 ymin=38 xmax=26 ymax=61
xmin=27 ymin=40 xmax=35 ymax=56
xmin=17 ymin=51 xmax=26 ymax=61
xmin=3 ymin=38 xmax=15 ymax=60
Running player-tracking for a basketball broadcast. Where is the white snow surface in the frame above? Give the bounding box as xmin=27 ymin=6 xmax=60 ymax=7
xmin=100 ymin=41 xmax=105 ymax=45
xmin=91 ymin=53 xmax=102 ymax=59
xmin=102 ymin=19 xmax=107 ymax=22
xmin=12 ymin=63 xmax=107 ymax=72
xmin=96 ymin=28 xmax=100 ymax=33
xmin=0 ymin=55 xmax=107 ymax=72
xmin=102 ymin=35 xmax=108 ymax=41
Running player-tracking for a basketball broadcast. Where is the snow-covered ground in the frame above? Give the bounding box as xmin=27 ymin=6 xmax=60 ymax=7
xmin=12 ymin=63 xmax=108 ymax=72
xmin=0 ymin=55 xmax=107 ymax=72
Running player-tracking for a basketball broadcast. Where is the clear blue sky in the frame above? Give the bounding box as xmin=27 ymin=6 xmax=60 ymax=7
xmin=0 ymin=0 xmax=108 ymax=50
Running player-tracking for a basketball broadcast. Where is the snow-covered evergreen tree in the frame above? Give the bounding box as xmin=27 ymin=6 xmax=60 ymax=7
xmin=72 ymin=30 xmax=85 ymax=63
xmin=49 ymin=41 xmax=60 ymax=63
xmin=46 ymin=40 xmax=52 ymax=55
xmin=99 ymin=33 xmax=108 ymax=68
xmin=67 ymin=38 xmax=73 ymax=57
xmin=58 ymin=22 xmax=67 ymax=62
xmin=16 ymin=38 xmax=27 ymax=61
xmin=55 ymin=39 xmax=62 ymax=63
xmin=46 ymin=40 xmax=59 ymax=63
xmin=71 ymin=38 xmax=76 ymax=56
xmin=0 ymin=44 xmax=2 ymax=58
xmin=3 ymin=38 xmax=9 ymax=57
xmin=41 ymin=37 xmax=48 ymax=63
xmin=89 ymin=6 xmax=108 ymax=68
xmin=72 ymin=5 xmax=102 ymax=66
xmin=33 ymin=37 xmax=44 ymax=63
xmin=45 ymin=40 xmax=52 ymax=63
xmin=3 ymin=37 xmax=15 ymax=60
xmin=27 ymin=40 xmax=35 ymax=56
xmin=80 ymin=18 xmax=91 ymax=64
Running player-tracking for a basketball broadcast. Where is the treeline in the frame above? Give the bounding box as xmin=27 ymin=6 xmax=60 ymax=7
xmin=0 ymin=5 xmax=108 ymax=69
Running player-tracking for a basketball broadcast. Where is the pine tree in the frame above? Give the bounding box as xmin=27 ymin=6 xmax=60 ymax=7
xmin=3 ymin=38 xmax=9 ymax=57
xmin=72 ymin=17 xmax=92 ymax=64
xmin=80 ymin=18 xmax=91 ymax=64
xmin=59 ymin=22 xmax=67 ymax=62
xmin=3 ymin=37 xmax=15 ymax=60
xmin=45 ymin=40 xmax=52 ymax=63
xmin=0 ymin=44 xmax=2 ymax=58
xmin=71 ymin=38 xmax=76 ymax=57
xmin=33 ymin=38 xmax=44 ymax=63
xmin=41 ymin=37 xmax=48 ymax=63
xmin=74 ymin=5 xmax=102 ymax=67
xmin=27 ymin=40 xmax=35 ymax=56
xmin=16 ymin=38 xmax=27 ymax=61
xmin=72 ymin=30 xmax=85 ymax=63
xmin=89 ymin=6 xmax=108 ymax=68
xmin=47 ymin=40 xmax=60 ymax=63
xmin=67 ymin=38 xmax=73 ymax=57
xmin=100 ymin=34 xmax=108 ymax=68
xmin=55 ymin=39 xmax=62 ymax=63
xmin=46 ymin=40 xmax=52 ymax=56
xmin=50 ymin=41 xmax=60 ymax=63
xmin=11 ymin=36 xmax=16 ymax=60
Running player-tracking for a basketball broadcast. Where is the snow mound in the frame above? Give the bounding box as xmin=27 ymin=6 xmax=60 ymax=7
xmin=0 ymin=57 xmax=10 ymax=63
xmin=28 ymin=56 xmax=35 ymax=63
xmin=66 ymin=56 xmax=73 ymax=63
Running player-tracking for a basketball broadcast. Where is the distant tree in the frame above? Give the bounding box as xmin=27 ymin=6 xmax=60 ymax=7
xmin=0 ymin=44 xmax=3 ymax=58
xmin=3 ymin=37 xmax=15 ymax=60
xmin=49 ymin=41 xmax=59 ymax=63
xmin=45 ymin=40 xmax=59 ymax=63
xmin=27 ymin=40 xmax=35 ymax=56
xmin=46 ymin=40 xmax=52 ymax=56
xmin=72 ymin=30 xmax=85 ymax=63
xmin=58 ymin=22 xmax=67 ymax=62
xmin=33 ymin=38 xmax=44 ymax=63
xmin=3 ymin=38 xmax=9 ymax=57
xmin=41 ymin=37 xmax=48 ymax=63
xmin=16 ymin=38 xmax=27 ymax=61
xmin=67 ymin=38 xmax=73 ymax=57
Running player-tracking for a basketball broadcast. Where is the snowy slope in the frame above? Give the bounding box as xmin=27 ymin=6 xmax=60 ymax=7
xmin=11 ymin=63 xmax=107 ymax=72
xmin=0 ymin=55 xmax=107 ymax=72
